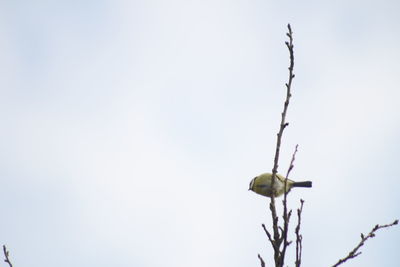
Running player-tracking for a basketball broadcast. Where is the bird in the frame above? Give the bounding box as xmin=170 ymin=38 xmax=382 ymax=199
xmin=249 ymin=173 xmax=312 ymax=197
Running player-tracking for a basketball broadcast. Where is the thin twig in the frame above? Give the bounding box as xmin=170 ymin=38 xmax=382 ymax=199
xmin=285 ymin=145 xmax=298 ymax=180
xmin=262 ymin=224 xmax=277 ymax=250
xmin=295 ymin=199 xmax=305 ymax=267
xmin=281 ymin=144 xmax=299 ymax=264
xmin=331 ymin=219 xmax=399 ymax=267
xmin=3 ymin=245 xmax=13 ymax=267
xmin=258 ymin=254 xmax=266 ymax=267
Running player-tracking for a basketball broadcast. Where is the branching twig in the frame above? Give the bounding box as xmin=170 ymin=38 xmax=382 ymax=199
xmin=265 ymin=23 xmax=295 ymax=267
xmin=3 ymin=245 xmax=13 ymax=267
xmin=295 ymin=199 xmax=305 ymax=267
xmin=331 ymin=219 xmax=399 ymax=267
xmin=257 ymin=23 xmax=398 ymax=267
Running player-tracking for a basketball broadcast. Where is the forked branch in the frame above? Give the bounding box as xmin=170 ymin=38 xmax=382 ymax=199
xmin=263 ymin=23 xmax=296 ymax=267
xmin=3 ymin=245 xmax=13 ymax=267
xmin=331 ymin=220 xmax=398 ymax=267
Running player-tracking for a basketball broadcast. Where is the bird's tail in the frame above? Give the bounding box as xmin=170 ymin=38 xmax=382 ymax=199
xmin=292 ymin=181 xmax=312 ymax=188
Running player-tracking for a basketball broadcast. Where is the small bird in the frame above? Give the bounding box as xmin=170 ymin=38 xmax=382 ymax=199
xmin=249 ymin=173 xmax=312 ymax=197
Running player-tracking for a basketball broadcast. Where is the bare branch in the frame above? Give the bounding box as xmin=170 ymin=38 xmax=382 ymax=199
xmin=281 ymin=144 xmax=299 ymax=264
xmin=331 ymin=220 xmax=399 ymax=267
xmin=258 ymin=254 xmax=266 ymax=267
xmin=295 ymin=199 xmax=305 ymax=267
xmin=3 ymin=245 xmax=13 ymax=267
xmin=259 ymin=23 xmax=296 ymax=267
xmin=270 ymin=23 xmax=295 ymax=194
xmin=269 ymin=22 xmax=295 ymax=267
xmin=285 ymin=144 xmax=298 ymax=178
xmin=262 ymin=224 xmax=277 ymax=250
xmin=268 ymin=198 xmax=281 ymax=264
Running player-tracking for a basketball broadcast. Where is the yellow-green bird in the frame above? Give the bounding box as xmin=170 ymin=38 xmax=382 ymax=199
xmin=249 ymin=173 xmax=312 ymax=197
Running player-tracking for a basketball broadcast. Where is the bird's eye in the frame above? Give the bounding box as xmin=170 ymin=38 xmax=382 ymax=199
xmin=249 ymin=178 xmax=255 ymax=189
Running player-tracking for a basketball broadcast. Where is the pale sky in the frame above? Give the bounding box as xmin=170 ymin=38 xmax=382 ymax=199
xmin=1 ymin=1 xmax=399 ymax=267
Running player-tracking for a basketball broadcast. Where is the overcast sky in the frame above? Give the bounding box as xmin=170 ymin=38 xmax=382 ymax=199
xmin=1 ymin=1 xmax=399 ymax=267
